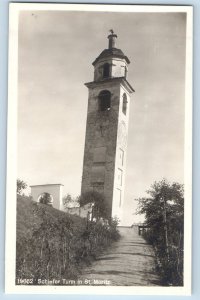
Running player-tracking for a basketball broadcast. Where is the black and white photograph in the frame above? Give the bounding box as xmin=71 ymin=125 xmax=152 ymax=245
xmin=6 ymin=3 xmax=192 ymax=295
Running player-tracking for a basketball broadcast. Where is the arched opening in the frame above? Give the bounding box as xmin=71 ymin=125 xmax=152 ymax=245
xmin=102 ymin=63 xmax=110 ymax=78
xmin=98 ymin=90 xmax=111 ymax=111
xmin=38 ymin=192 xmax=53 ymax=206
xmin=122 ymin=93 xmax=128 ymax=115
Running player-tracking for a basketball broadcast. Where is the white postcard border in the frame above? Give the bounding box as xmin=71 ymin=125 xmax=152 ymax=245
xmin=5 ymin=3 xmax=193 ymax=295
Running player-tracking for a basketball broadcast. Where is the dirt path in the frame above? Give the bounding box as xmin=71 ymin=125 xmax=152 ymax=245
xmin=80 ymin=227 xmax=160 ymax=286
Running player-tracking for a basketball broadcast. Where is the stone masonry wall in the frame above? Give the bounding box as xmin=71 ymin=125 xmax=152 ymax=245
xmin=81 ymin=81 xmax=121 ymax=217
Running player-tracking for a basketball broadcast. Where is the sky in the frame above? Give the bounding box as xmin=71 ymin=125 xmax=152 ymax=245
xmin=17 ymin=10 xmax=186 ymax=225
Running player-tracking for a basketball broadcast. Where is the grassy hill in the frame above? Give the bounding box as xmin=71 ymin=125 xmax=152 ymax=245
xmin=16 ymin=195 xmax=119 ymax=285
xmin=17 ymin=195 xmax=83 ymax=241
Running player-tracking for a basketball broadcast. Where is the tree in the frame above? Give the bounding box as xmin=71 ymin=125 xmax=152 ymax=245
xmin=136 ymin=179 xmax=184 ymax=285
xmin=136 ymin=179 xmax=184 ymax=240
xmin=63 ymin=194 xmax=73 ymax=208
xmin=38 ymin=193 xmax=53 ymax=206
xmin=17 ymin=179 xmax=27 ymax=195
xmin=79 ymin=190 xmax=109 ymax=220
xmin=63 ymin=194 xmax=79 ymax=209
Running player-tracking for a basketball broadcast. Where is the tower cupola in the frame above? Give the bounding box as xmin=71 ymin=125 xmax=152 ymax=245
xmin=92 ymin=31 xmax=131 ymax=82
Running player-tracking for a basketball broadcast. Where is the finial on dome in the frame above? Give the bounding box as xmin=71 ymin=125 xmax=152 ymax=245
xmin=108 ymin=29 xmax=117 ymax=49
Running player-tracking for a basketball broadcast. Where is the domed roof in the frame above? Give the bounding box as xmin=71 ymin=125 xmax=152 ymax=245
xmin=92 ymin=47 xmax=130 ymax=66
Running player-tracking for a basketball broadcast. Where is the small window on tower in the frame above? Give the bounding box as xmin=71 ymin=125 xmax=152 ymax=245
xmin=103 ymin=63 xmax=110 ymax=78
xmin=98 ymin=90 xmax=111 ymax=111
xmin=122 ymin=93 xmax=128 ymax=115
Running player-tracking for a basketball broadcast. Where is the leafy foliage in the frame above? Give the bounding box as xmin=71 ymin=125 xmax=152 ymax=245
xmin=136 ymin=179 xmax=184 ymax=286
xmin=38 ymin=192 xmax=53 ymax=206
xmin=16 ymin=195 xmax=119 ymax=284
xmin=17 ymin=179 xmax=27 ymax=195
xmin=79 ymin=191 xmax=109 ymax=220
xmin=63 ymin=193 xmax=80 ymax=209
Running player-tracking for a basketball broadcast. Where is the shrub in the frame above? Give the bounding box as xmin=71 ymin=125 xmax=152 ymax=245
xmin=136 ymin=179 xmax=184 ymax=286
xmin=17 ymin=179 xmax=27 ymax=195
xmin=79 ymin=190 xmax=109 ymax=220
xmin=16 ymin=196 xmax=120 ymax=284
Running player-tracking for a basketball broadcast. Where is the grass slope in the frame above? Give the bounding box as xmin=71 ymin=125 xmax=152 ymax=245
xmin=16 ymin=195 xmax=119 ymax=285
xmin=17 ymin=195 xmax=83 ymax=240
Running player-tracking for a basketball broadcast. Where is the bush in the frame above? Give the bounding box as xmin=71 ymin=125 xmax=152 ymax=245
xmin=136 ymin=179 xmax=184 ymax=286
xmin=79 ymin=190 xmax=109 ymax=220
xmin=16 ymin=196 xmax=120 ymax=284
xmin=17 ymin=179 xmax=27 ymax=195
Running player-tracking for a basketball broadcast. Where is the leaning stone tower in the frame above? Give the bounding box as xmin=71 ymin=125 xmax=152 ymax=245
xmin=81 ymin=31 xmax=134 ymax=222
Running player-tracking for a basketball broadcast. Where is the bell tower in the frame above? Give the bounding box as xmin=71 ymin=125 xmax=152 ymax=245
xmin=81 ymin=31 xmax=134 ymax=222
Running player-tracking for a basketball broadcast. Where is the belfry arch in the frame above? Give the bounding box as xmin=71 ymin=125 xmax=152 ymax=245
xmin=30 ymin=184 xmax=63 ymax=210
xmin=98 ymin=90 xmax=111 ymax=111
xmin=102 ymin=63 xmax=110 ymax=78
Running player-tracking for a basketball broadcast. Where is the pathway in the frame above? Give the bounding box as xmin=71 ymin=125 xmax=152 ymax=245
xmin=80 ymin=227 xmax=160 ymax=286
